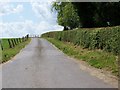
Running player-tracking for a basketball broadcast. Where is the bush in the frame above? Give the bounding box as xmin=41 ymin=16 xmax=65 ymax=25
xmin=42 ymin=26 xmax=120 ymax=55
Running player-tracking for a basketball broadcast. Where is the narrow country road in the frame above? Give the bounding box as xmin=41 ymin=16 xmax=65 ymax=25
xmin=1 ymin=38 xmax=115 ymax=88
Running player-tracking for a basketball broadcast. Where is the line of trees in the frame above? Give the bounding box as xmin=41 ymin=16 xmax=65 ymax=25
xmin=52 ymin=2 xmax=120 ymax=30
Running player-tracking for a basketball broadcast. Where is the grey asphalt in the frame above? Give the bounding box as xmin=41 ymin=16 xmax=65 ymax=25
xmin=2 ymin=38 xmax=115 ymax=88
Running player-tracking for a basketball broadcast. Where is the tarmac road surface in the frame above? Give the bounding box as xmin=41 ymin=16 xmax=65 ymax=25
xmin=1 ymin=38 xmax=116 ymax=88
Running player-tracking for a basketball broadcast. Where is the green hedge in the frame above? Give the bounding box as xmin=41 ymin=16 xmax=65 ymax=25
xmin=42 ymin=26 xmax=120 ymax=55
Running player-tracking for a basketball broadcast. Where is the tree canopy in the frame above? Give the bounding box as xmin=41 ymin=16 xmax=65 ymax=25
xmin=52 ymin=2 xmax=120 ymax=30
xmin=52 ymin=2 xmax=80 ymax=30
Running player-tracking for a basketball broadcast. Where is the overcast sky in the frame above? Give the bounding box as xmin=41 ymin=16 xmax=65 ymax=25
xmin=0 ymin=0 xmax=63 ymax=38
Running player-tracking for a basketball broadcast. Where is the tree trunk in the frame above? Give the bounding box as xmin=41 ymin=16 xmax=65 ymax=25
xmin=63 ymin=26 xmax=69 ymax=31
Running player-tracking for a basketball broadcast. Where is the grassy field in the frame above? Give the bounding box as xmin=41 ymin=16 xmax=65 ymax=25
xmin=46 ymin=38 xmax=118 ymax=76
xmin=1 ymin=38 xmax=31 ymax=63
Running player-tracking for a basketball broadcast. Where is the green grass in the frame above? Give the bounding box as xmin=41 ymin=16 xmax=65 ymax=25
xmin=46 ymin=38 xmax=118 ymax=76
xmin=1 ymin=38 xmax=31 ymax=63
xmin=2 ymin=38 xmax=21 ymax=50
xmin=2 ymin=39 xmax=10 ymax=49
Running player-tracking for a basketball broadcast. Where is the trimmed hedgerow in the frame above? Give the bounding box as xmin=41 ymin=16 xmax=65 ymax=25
xmin=42 ymin=26 xmax=120 ymax=55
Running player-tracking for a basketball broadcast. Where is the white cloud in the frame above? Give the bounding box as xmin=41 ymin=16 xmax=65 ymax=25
xmin=0 ymin=0 xmax=10 ymax=2
xmin=0 ymin=3 xmax=23 ymax=16
xmin=31 ymin=1 xmax=57 ymax=23
xmin=0 ymin=1 xmax=64 ymax=38
xmin=0 ymin=0 xmax=56 ymax=2
xmin=0 ymin=20 xmax=63 ymax=38
xmin=13 ymin=5 xmax=23 ymax=13
xmin=29 ymin=1 xmax=63 ymax=34
xmin=0 ymin=21 xmax=30 ymax=38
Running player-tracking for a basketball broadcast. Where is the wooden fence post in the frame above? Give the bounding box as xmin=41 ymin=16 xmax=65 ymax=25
xmin=8 ymin=39 xmax=12 ymax=48
xmin=17 ymin=38 xmax=19 ymax=44
xmin=16 ymin=38 xmax=18 ymax=44
xmin=15 ymin=39 xmax=18 ymax=45
xmin=14 ymin=39 xmax=17 ymax=45
xmin=19 ymin=38 xmax=21 ymax=43
xmin=11 ymin=39 xmax=15 ymax=47
xmin=0 ymin=40 xmax=3 ymax=50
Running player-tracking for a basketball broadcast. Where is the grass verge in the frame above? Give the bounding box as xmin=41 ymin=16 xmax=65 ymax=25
xmin=1 ymin=38 xmax=31 ymax=63
xmin=46 ymin=38 xmax=118 ymax=76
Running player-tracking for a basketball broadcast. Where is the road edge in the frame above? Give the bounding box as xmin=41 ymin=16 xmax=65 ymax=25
xmin=44 ymin=38 xmax=118 ymax=88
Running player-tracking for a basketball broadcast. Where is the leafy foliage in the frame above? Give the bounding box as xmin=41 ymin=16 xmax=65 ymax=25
xmin=42 ymin=26 xmax=120 ymax=55
xmin=52 ymin=2 xmax=80 ymax=30
xmin=52 ymin=2 xmax=120 ymax=28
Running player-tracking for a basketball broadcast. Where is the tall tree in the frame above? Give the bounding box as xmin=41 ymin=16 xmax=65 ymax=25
xmin=96 ymin=2 xmax=120 ymax=27
xmin=52 ymin=2 xmax=80 ymax=30
xmin=72 ymin=2 xmax=97 ymax=28
xmin=52 ymin=2 xmax=120 ymax=28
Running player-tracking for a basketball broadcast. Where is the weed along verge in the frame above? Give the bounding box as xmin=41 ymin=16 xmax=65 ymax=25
xmin=41 ymin=26 xmax=120 ymax=77
xmin=1 ymin=34 xmax=31 ymax=63
xmin=46 ymin=38 xmax=118 ymax=76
